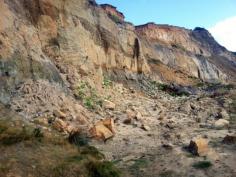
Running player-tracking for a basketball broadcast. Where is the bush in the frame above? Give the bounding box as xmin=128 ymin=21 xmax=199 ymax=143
xmin=68 ymin=132 xmax=89 ymax=147
xmin=103 ymin=75 xmax=112 ymax=87
xmin=0 ymin=120 xmax=44 ymax=145
xmin=88 ymin=161 xmax=121 ymax=177
xmin=150 ymin=81 xmax=189 ymax=97
xmin=108 ymin=14 xmax=122 ymax=24
xmin=75 ymin=82 xmax=103 ymax=109
xmin=192 ymin=161 xmax=212 ymax=169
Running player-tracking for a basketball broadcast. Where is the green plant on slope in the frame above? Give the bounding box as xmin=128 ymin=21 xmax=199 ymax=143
xmin=192 ymin=161 xmax=212 ymax=169
xmin=75 ymin=82 xmax=103 ymax=109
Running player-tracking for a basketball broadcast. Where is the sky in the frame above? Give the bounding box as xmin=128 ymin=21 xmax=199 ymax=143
xmin=96 ymin=0 xmax=236 ymax=51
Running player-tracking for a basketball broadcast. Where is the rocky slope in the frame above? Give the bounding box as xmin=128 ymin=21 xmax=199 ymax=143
xmin=0 ymin=0 xmax=236 ymax=177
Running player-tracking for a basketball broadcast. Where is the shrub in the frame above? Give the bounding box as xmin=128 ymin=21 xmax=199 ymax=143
xmin=88 ymin=161 xmax=121 ymax=177
xmin=103 ymin=75 xmax=112 ymax=87
xmin=68 ymin=132 xmax=89 ymax=147
xmin=192 ymin=161 xmax=212 ymax=169
xmin=108 ymin=14 xmax=122 ymax=24
xmin=0 ymin=120 xmax=44 ymax=145
xmin=75 ymin=82 xmax=103 ymax=109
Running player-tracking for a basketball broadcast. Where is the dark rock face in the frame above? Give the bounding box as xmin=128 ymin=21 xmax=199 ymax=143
xmin=191 ymin=27 xmax=226 ymax=54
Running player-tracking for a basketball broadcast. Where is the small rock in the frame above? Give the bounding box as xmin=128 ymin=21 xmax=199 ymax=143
xmin=53 ymin=109 xmax=66 ymax=119
xmin=219 ymin=110 xmax=230 ymax=120
xmin=135 ymin=111 xmax=142 ymax=120
xmin=188 ymin=138 xmax=208 ymax=156
xmin=103 ymin=100 xmax=116 ymax=110
xmin=126 ymin=109 xmax=136 ymax=119
xmin=214 ymin=119 xmax=229 ymax=129
xmin=162 ymin=143 xmax=174 ymax=150
xmin=222 ymin=135 xmax=236 ymax=145
xmin=142 ymin=124 xmax=151 ymax=131
xmin=53 ymin=118 xmax=67 ymax=132
xmin=123 ymin=118 xmax=133 ymax=125
xmin=66 ymin=124 xmax=81 ymax=134
xmin=33 ymin=117 xmax=48 ymax=126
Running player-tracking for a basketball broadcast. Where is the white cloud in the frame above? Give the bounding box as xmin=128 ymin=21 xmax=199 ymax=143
xmin=208 ymin=16 xmax=236 ymax=52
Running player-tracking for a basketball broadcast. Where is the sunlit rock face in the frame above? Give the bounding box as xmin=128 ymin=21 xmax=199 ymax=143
xmin=136 ymin=23 xmax=236 ymax=83
xmin=0 ymin=0 xmax=236 ymax=104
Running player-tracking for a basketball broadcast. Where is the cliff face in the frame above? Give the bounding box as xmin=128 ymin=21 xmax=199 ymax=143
xmin=0 ymin=0 xmax=236 ymax=105
xmin=136 ymin=24 xmax=236 ymax=83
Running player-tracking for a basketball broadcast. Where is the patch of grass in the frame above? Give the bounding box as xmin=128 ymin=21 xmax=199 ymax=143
xmin=103 ymin=75 xmax=112 ymax=88
xmin=68 ymin=132 xmax=89 ymax=147
xmin=131 ymin=157 xmax=149 ymax=170
xmin=108 ymin=14 xmax=122 ymax=24
xmin=0 ymin=120 xmax=42 ymax=145
xmin=0 ymin=117 xmax=121 ymax=177
xmin=88 ymin=161 xmax=121 ymax=177
xmin=75 ymin=81 xmax=103 ymax=109
xmin=80 ymin=146 xmax=105 ymax=160
xmin=150 ymin=81 xmax=189 ymax=97
xmin=192 ymin=161 xmax=212 ymax=169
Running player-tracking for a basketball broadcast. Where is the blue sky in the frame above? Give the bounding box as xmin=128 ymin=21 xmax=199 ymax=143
xmin=96 ymin=0 xmax=236 ymax=51
xmin=96 ymin=0 xmax=236 ymax=29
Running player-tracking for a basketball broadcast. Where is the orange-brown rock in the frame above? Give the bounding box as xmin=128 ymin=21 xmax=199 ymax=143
xmin=53 ymin=118 xmax=67 ymax=132
xmin=89 ymin=118 xmax=115 ymax=140
xmin=188 ymin=138 xmax=209 ymax=156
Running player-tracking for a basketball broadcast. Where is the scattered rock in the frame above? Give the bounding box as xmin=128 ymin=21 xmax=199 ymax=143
xmin=219 ymin=110 xmax=230 ymax=120
xmin=222 ymin=135 xmax=236 ymax=145
xmin=33 ymin=117 xmax=49 ymax=126
xmin=135 ymin=111 xmax=143 ymax=120
xmin=123 ymin=118 xmax=133 ymax=125
xmin=103 ymin=100 xmax=116 ymax=110
xmin=66 ymin=124 xmax=81 ymax=134
xmin=142 ymin=124 xmax=151 ymax=131
xmin=53 ymin=109 xmax=67 ymax=119
xmin=188 ymin=138 xmax=208 ymax=156
xmin=162 ymin=142 xmax=174 ymax=150
xmin=126 ymin=109 xmax=136 ymax=119
xmin=53 ymin=118 xmax=67 ymax=132
xmin=214 ymin=119 xmax=229 ymax=129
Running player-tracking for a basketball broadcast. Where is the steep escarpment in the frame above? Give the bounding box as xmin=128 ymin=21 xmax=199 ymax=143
xmin=0 ymin=0 xmax=235 ymax=112
xmin=136 ymin=23 xmax=236 ymax=83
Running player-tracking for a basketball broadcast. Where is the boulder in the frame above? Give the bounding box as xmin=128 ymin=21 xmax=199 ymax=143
xmin=102 ymin=118 xmax=115 ymax=133
xmin=90 ymin=124 xmax=114 ymax=140
xmin=214 ymin=119 xmax=229 ymax=129
xmin=90 ymin=118 xmax=115 ymax=140
xmin=103 ymin=100 xmax=116 ymax=110
xmin=188 ymin=138 xmax=208 ymax=156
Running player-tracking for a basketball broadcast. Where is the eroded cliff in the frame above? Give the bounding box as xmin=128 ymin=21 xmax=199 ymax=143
xmin=0 ymin=0 xmax=236 ymax=108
